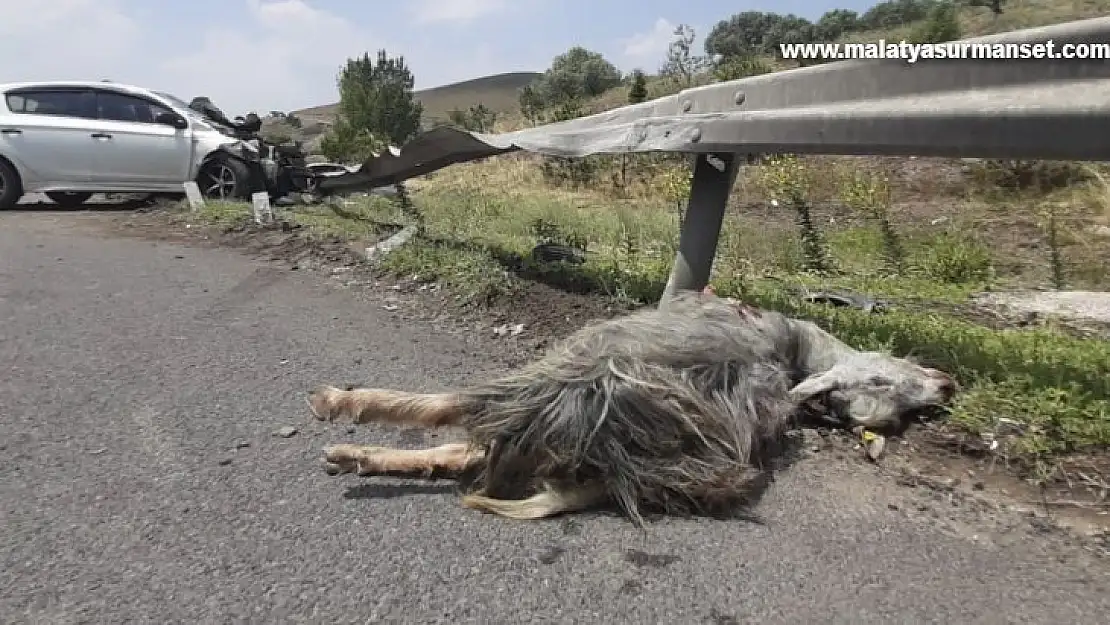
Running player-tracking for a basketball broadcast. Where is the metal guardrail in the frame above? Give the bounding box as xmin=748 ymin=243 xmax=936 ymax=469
xmin=318 ymin=17 xmax=1110 ymax=305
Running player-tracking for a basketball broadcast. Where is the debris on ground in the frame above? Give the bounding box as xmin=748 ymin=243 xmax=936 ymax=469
xmin=493 ymin=323 xmax=525 ymax=338
xmin=854 ymin=426 xmax=887 ymax=462
xmin=272 ymin=426 xmax=299 ymax=438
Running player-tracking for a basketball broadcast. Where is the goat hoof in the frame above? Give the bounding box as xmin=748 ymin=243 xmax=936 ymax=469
xmin=323 ymin=460 xmax=348 ymax=475
xmin=306 ymin=385 xmax=341 ymax=421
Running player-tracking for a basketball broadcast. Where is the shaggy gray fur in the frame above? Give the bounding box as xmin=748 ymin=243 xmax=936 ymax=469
xmin=453 ymin=291 xmax=955 ymax=526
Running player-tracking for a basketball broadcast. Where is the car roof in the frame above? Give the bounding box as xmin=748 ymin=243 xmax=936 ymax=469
xmin=0 ymin=80 xmax=164 ymax=100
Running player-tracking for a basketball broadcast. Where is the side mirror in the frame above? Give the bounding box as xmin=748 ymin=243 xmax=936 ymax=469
xmin=155 ymin=111 xmax=188 ymax=130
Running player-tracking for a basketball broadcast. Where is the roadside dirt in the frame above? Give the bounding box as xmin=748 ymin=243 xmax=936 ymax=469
xmin=71 ymin=205 xmax=1110 ymax=551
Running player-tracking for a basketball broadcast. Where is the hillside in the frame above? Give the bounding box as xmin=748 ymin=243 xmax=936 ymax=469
xmin=292 ymin=71 xmax=541 ymax=127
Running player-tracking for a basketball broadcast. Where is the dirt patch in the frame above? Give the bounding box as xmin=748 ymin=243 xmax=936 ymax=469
xmin=969 ymin=290 xmax=1110 ymax=339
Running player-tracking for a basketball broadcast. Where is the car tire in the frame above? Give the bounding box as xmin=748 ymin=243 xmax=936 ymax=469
xmin=196 ymin=157 xmax=254 ymax=201
xmin=45 ymin=191 xmax=94 ymax=208
xmin=0 ymin=158 xmax=24 ymax=210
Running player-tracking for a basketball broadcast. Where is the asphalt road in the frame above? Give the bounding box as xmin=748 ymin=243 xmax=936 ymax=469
xmin=2 ymin=211 xmax=1108 ymax=624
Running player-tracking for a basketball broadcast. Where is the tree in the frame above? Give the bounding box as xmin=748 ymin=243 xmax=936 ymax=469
xmin=627 ymin=69 xmax=648 ymax=104
xmin=965 ymin=0 xmax=1004 ymax=15
xmin=334 ymin=50 xmax=423 ymax=147
xmin=519 ymin=83 xmax=546 ymax=125
xmin=318 ymin=124 xmax=386 ymax=163
xmin=909 ymin=2 xmax=961 ymax=44
xmin=815 ymin=9 xmax=860 ymax=41
xmin=860 ymin=0 xmax=938 ymax=30
xmin=541 ymin=46 xmax=622 ymax=104
xmin=447 ymin=103 xmax=497 ymax=132
xmin=661 ymin=24 xmax=708 ymax=88
xmin=704 ymin=11 xmax=786 ymax=59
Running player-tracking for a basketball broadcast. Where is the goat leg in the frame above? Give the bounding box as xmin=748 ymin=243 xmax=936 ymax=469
xmin=307 ymin=385 xmax=466 ymax=428
xmin=323 ymin=442 xmax=485 ymax=478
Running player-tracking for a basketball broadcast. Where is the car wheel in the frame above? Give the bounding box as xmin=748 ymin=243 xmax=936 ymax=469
xmin=0 ymin=159 xmax=23 ymax=210
xmin=197 ymin=157 xmax=253 ymax=201
xmin=45 ymin=191 xmax=94 ymax=208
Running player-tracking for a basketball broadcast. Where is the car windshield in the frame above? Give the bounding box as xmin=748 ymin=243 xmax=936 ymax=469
xmin=153 ymin=90 xmax=191 ymax=110
xmin=153 ymin=90 xmax=224 ymax=131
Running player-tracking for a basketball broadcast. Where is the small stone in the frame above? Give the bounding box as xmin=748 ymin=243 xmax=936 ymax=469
xmin=218 ymin=458 xmax=233 ymax=466
xmin=887 ymin=503 xmax=899 ymax=511
xmin=234 ymin=441 xmax=251 ymax=450
xmin=972 ymin=481 xmax=985 ymax=491
xmin=273 ymin=426 xmax=298 ymax=438
xmin=346 ymin=426 xmax=357 ymax=434
xmin=865 ymin=435 xmax=887 ymax=461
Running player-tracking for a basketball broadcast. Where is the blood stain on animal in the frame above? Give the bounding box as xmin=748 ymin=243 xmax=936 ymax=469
xmin=537 ymin=545 xmax=565 ymax=565
xmin=624 ymin=549 xmax=679 ymax=568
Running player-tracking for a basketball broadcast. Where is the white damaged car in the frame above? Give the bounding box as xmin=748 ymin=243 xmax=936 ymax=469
xmin=0 ymin=80 xmax=268 ymax=209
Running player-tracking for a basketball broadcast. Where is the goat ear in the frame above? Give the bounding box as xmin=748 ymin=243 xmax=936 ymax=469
xmin=789 ymin=371 xmax=840 ymax=401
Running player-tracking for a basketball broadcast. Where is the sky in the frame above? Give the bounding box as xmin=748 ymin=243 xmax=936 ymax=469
xmin=0 ymin=0 xmax=881 ymax=115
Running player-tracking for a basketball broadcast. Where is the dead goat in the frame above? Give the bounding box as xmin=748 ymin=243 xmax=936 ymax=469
xmin=307 ymin=290 xmax=957 ymax=526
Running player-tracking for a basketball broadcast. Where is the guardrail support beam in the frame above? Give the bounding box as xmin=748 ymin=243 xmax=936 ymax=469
xmin=659 ymin=152 xmax=740 ymax=309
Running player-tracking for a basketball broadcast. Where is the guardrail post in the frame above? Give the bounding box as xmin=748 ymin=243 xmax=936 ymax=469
xmin=659 ymin=152 xmax=740 ymax=309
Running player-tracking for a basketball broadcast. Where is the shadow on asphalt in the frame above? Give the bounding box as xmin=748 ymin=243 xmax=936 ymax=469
xmin=342 ymin=482 xmax=456 ymax=500
xmin=335 ymin=434 xmax=809 ymax=527
xmin=13 ymin=194 xmax=176 ymax=213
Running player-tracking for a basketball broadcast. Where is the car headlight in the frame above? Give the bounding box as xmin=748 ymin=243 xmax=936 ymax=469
xmin=218 ymin=140 xmax=259 ymax=161
xmin=221 ymin=139 xmax=257 ymax=153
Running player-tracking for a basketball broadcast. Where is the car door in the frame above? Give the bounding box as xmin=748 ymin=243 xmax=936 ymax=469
xmin=0 ymin=87 xmax=97 ymax=185
xmin=83 ymin=90 xmax=194 ymax=187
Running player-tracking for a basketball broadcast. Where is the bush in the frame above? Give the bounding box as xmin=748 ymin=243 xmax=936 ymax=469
xmin=325 ymin=49 xmax=423 ymax=163
xmin=915 ymin=232 xmax=993 ymax=284
xmin=753 ymin=155 xmax=834 ymax=274
xmin=711 ymin=56 xmax=774 ymax=82
xmin=319 ymin=123 xmax=387 ymax=163
xmin=908 ymin=1 xmax=961 ymax=43
xmin=838 ymin=169 xmax=906 ymax=274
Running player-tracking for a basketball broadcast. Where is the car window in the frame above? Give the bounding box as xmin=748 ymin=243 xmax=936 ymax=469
xmin=95 ymin=91 xmax=173 ymax=124
xmin=5 ymin=89 xmax=95 ymax=118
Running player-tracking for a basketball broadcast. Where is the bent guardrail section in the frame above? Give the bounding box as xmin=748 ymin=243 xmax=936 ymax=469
xmin=317 ymin=16 xmax=1110 ymax=303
